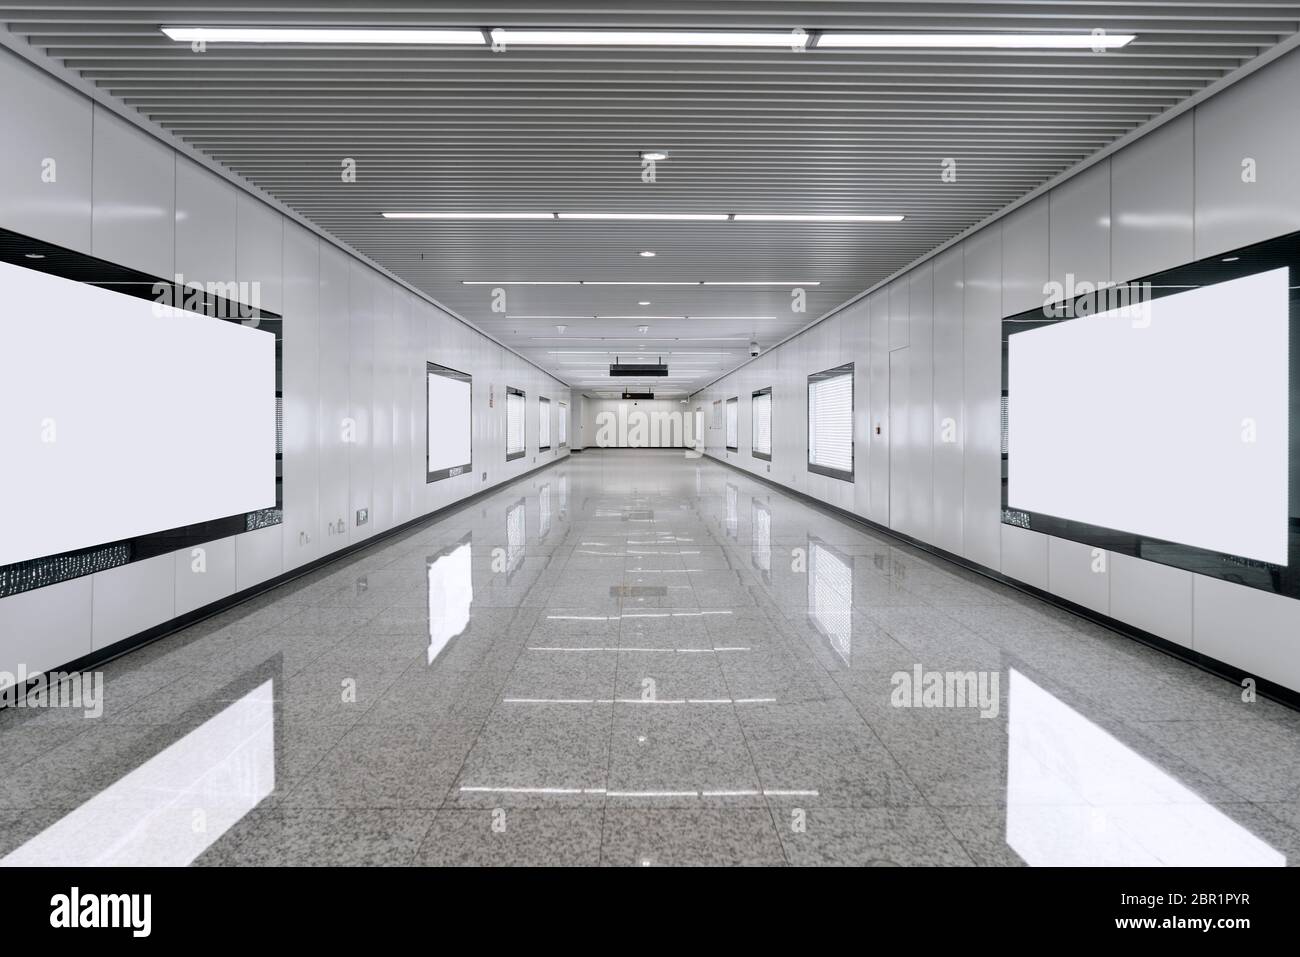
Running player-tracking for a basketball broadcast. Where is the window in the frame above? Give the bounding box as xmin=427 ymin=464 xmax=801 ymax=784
xmin=539 ymin=395 xmax=551 ymax=451
xmin=725 ymin=396 xmax=738 ymax=451
xmin=426 ymin=362 xmax=472 ymax=483
xmin=808 ymin=363 xmax=854 ymax=481
xmin=558 ymin=401 xmax=568 ymax=447
xmin=506 ymin=387 xmax=526 ymax=461
xmin=751 ymin=387 xmax=772 ymax=460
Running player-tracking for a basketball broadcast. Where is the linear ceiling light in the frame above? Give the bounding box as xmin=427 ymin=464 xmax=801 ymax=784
xmin=509 ymin=315 xmax=777 ymax=321
xmin=733 ymin=213 xmax=904 ymax=223
xmin=701 ymin=280 xmax=822 ymax=286
xmin=557 ymin=213 xmax=729 ymax=222
xmin=490 ymin=29 xmax=805 ymax=48
xmin=816 ymin=32 xmax=1135 ymax=49
xmin=392 ymin=210 xmax=897 ymax=222
xmin=462 ymin=280 xmax=819 ymax=286
xmin=160 ymin=27 xmax=486 ymax=44
xmin=382 ymin=211 xmax=554 ymax=220
xmin=529 ymin=338 xmax=749 ymax=343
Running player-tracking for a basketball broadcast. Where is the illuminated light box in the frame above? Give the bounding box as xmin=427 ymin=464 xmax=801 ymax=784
xmin=0 ymin=258 xmax=276 ymax=568
xmin=1002 ymin=232 xmax=1299 ymax=595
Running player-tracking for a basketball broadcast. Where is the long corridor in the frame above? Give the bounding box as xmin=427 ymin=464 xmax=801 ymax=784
xmin=2 ymin=450 xmax=1298 ymax=867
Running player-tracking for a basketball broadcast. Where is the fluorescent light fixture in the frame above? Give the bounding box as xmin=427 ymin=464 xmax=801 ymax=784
xmin=382 ymin=211 xmax=554 ymax=220
xmin=817 ymin=32 xmax=1135 ymax=49
xmin=462 ymin=279 xmax=818 ymax=286
xmin=638 ymin=301 xmax=651 ymax=306
xmin=639 ymin=251 xmax=657 ymax=257
xmin=641 ymin=151 xmax=669 ymax=162
xmin=529 ymin=336 xmax=750 ymax=342
xmin=490 ymin=29 xmax=806 ymax=48
xmin=511 ymin=315 xmax=777 ymax=321
xmin=702 ymin=280 xmax=821 ymax=286
xmin=733 ymin=213 xmax=904 ymax=223
xmin=558 ymin=212 xmax=728 ymax=222
xmin=161 ymin=26 xmax=486 ymax=45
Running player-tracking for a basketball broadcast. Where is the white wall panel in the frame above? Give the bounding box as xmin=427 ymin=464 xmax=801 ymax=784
xmin=236 ymin=524 xmax=283 ymax=591
xmin=1047 ymin=537 xmax=1109 ymax=616
xmin=1194 ymin=51 xmax=1300 ymax=258
xmin=175 ymin=156 xmax=236 ymax=286
xmin=1000 ymin=525 xmax=1048 ymax=591
xmin=867 ymin=291 xmax=890 ymax=524
xmin=1110 ymin=552 xmax=1193 ymax=650
xmin=282 ymin=223 xmax=321 ymax=570
xmin=371 ymin=279 xmax=395 ymax=535
xmin=1000 ymin=197 xmax=1049 ymax=315
xmin=391 ymin=291 xmax=415 ymax=526
xmin=961 ymin=227 xmax=1002 ymax=570
xmin=1194 ymin=576 xmax=1300 ymax=693
xmin=236 ymin=193 xmax=284 ymax=315
xmin=888 ymin=275 xmax=910 ymax=351
xmin=317 ymin=242 xmax=351 ymax=551
xmin=1111 ymin=112 xmax=1194 ymax=281
xmin=887 ymin=346 xmax=910 ymax=533
xmin=0 ymin=47 xmax=92 ymax=252
xmin=91 ymin=106 xmax=174 ymax=278
xmin=174 ymin=536 xmax=237 ymax=617
xmin=931 ymin=245 xmax=965 ymax=557
xmin=1049 ymin=159 xmax=1111 ymax=293
xmin=348 ymin=263 xmax=375 ymax=542
xmin=906 ymin=264 xmax=935 ymax=541
xmin=91 ymin=554 xmax=175 ymax=652
xmin=0 ymin=577 xmax=92 ymax=680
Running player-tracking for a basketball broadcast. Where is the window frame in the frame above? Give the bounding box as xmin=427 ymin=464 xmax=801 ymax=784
xmin=725 ymin=396 xmax=739 ymax=452
xmin=505 ymin=386 xmax=526 ymax=461
xmin=558 ymin=400 xmax=568 ymax=447
xmin=425 ymin=361 xmax=473 ymax=484
xmin=806 ymin=362 xmax=855 ymax=482
xmin=751 ymin=386 xmax=772 ymax=461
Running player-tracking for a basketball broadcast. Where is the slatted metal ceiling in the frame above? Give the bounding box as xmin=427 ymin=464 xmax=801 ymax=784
xmin=5 ymin=2 xmax=1298 ymax=395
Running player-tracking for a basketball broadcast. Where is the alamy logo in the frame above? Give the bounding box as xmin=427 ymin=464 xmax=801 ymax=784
xmin=0 ymin=666 xmax=103 ymax=718
xmin=50 ymin=888 xmax=151 ymax=938
xmin=890 ymin=664 xmax=1000 ymax=718
xmin=594 ymin=405 xmax=704 ymax=457
xmin=151 ymin=273 xmax=262 ymax=321
xmin=1041 ymin=275 xmax=1153 ymax=324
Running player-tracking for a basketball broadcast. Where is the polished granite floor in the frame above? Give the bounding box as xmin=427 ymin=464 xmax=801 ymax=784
xmin=3 ymin=450 xmax=1300 ymax=866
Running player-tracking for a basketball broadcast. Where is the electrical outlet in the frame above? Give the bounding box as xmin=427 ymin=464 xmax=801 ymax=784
xmin=355 ymin=508 xmax=368 ymax=527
